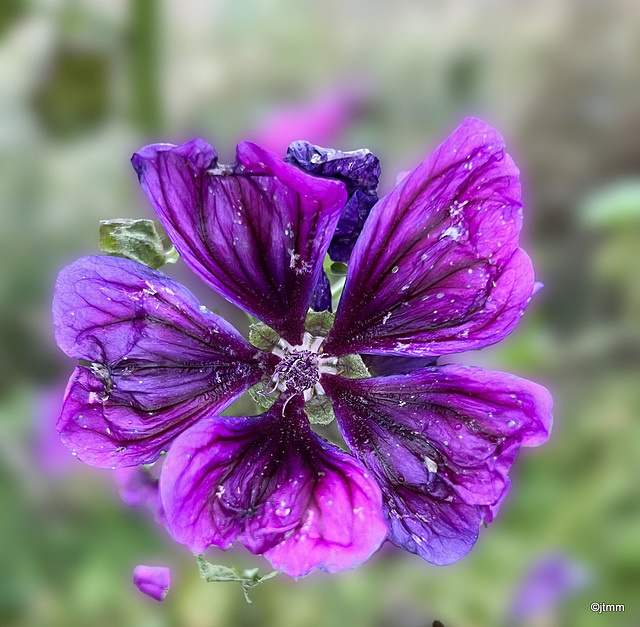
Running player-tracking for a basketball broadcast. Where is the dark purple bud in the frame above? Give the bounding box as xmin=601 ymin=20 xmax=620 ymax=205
xmin=286 ymin=142 xmax=380 ymax=263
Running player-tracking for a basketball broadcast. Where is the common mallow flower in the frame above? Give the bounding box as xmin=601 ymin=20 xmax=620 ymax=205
xmin=53 ymin=118 xmax=551 ymax=577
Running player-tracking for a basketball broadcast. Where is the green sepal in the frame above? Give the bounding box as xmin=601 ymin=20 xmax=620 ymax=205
xmin=196 ymin=555 xmax=277 ymax=603
xmin=304 ymin=310 xmax=335 ymax=336
xmin=305 ymin=393 xmax=335 ymax=425
xmin=248 ymin=322 xmax=281 ymax=352
xmin=248 ymin=380 xmax=279 ymax=412
xmin=329 ymin=261 xmax=348 ymax=276
xmin=99 ymin=219 xmax=179 ymax=270
xmin=337 ymin=353 xmax=371 ymax=379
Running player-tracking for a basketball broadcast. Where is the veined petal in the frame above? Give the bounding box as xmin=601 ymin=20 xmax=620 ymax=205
xmin=160 ymin=396 xmax=387 ymax=578
xmin=132 ymin=140 xmax=347 ymax=344
xmin=285 ymin=142 xmax=380 ymax=263
xmin=53 ymin=256 xmax=272 ymax=468
xmin=324 ymin=118 xmax=535 ymax=357
xmin=322 ymin=366 xmax=551 ymax=564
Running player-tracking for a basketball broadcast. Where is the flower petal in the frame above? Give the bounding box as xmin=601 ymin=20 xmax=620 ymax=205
xmin=133 ymin=565 xmax=170 ymax=601
xmin=311 ymin=268 xmax=332 ymax=312
xmin=132 ymin=140 xmax=347 ymax=344
xmin=160 ymin=396 xmax=387 ymax=578
xmin=285 ymin=142 xmax=380 ymax=263
xmin=322 ymin=366 xmax=551 ymax=564
xmin=113 ymin=465 xmax=165 ymax=524
xmin=53 ymin=256 xmax=272 ymax=468
xmin=361 ymin=354 xmax=438 ymax=377
xmin=324 ymin=118 xmax=535 ymax=357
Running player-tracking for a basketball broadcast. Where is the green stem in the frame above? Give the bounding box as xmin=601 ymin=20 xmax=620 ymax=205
xmin=129 ymin=0 xmax=163 ymax=133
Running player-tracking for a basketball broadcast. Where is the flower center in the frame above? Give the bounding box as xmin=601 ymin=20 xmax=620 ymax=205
xmin=270 ymin=332 xmax=337 ymax=400
xmin=273 ymin=350 xmax=320 ymax=393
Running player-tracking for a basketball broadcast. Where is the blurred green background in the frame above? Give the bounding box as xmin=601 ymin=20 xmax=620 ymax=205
xmin=1 ymin=1 xmax=640 ymax=625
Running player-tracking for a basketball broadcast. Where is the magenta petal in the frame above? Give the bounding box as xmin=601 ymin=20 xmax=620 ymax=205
xmin=160 ymin=396 xmax=387 ymax=578
xmin=324 ymin=118 xmax=535 ymax=357
xmin=133 ymin=565 xmax=170 ymax=601
xmin=53 ymin=256 xmax=272 ymax=468
xmin=322 ymin=366 xmax=551 ymax=564
xmin=132 ymin=140 xmax=347 ymax=344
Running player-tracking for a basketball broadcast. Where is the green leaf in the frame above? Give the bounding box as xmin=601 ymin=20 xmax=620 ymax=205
xmin=99 ymin=219 xmax=179 ymax=269
xmin=196 ymin=555 xmax=278 ymax=603
xmin=581 ymin=180 xmax=640 ymax=228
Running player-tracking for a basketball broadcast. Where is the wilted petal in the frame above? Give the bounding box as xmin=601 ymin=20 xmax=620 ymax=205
xmin=133 ymin=565 xmax=170 ymax=601
xmin=160 ymin=396 xmax=387 ymax=578
xmin=53 ymin=256 xmax=272 ymax=468
xmin=286 ymin=142 xmax=380 ymax=262
xmin=323 ymin=366 xmax=551 ymax=564
xmin=324 ymin=118 xmax=535 ymax=357
xmin=132 ymin=140 xmax=347 ymax=344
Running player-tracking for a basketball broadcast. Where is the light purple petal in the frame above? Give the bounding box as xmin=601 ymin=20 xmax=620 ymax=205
xmin=249 ymin=86 xmax=365 ymax=156
xmin=133 ymin=565 xmax=170 ymax=601
xmin=322 ymin=366 xmax=551 ymax=564
xmin=324 ymin=118 xmax=536 ymax=357
xmin=509 ymin=553 xmax=590 ymax=621
xmin=53 ymin=256 xmax=273 ymax=468
xmin=113 ymin=465 xmax=165 ymax=524
xmin=132 ymin=140 xmax=347 ymax=344
xmin=160 ymin=396 xmax=387 ymax=578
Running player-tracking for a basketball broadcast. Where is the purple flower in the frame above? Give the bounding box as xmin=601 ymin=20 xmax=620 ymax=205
xmin=113 ymin=465 xmax=165 ymax=524
xmin=508 ymin=553 xmax=589 ymax=622
xmin=133 ymin=565 xmax=170 ymax=601
xmin=53 ymin=118 xmax=551 ymax=577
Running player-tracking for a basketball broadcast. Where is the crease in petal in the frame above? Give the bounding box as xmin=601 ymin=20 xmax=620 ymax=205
xmin=53 ymin=256 xmax=273 ymax=468
xmin=322 ymin=366 xmax=551 ymax=564
xmin=132 ymin=140 xmax=347 ymax=344
xmin=324 ymin=118 xmax=536 ymax=357
xmin=160 ymin=395 xmax=387 ymax=578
